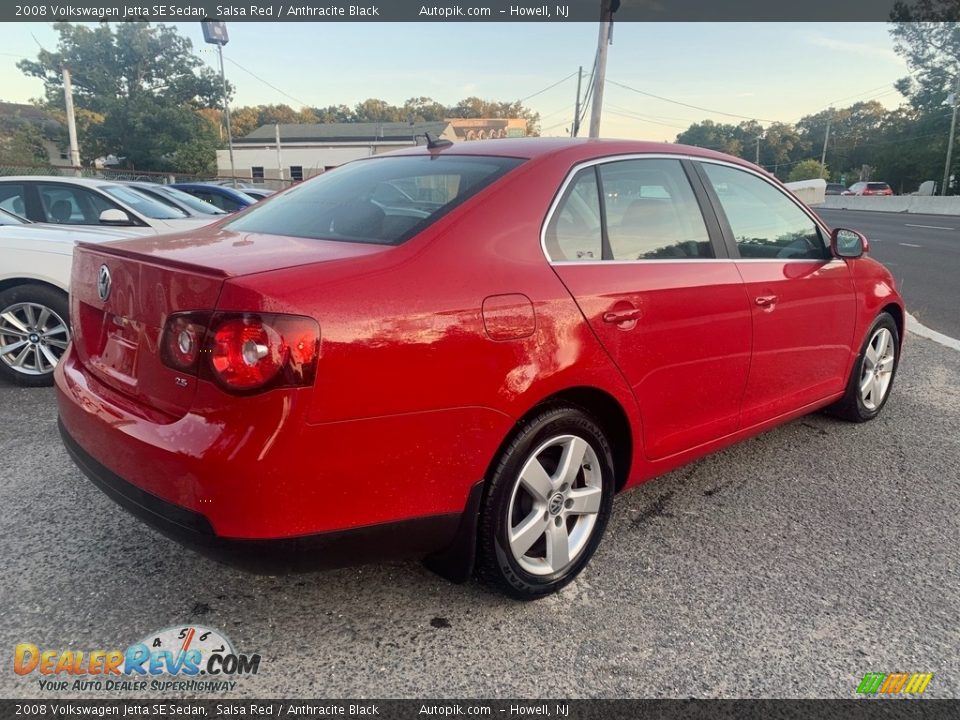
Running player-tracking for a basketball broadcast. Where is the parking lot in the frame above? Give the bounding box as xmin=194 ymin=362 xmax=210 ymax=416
xmin=1 ymin=325 xmax=958 ymax=698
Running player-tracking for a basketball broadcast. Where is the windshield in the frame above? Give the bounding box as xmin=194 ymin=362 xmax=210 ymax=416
xmin=225 ymin=155 xmax=524 ymax=245
xmin=100 ymin=185 xmax=189 ymax=220
xmin=149 ymin=185 xmax=227 ymax=215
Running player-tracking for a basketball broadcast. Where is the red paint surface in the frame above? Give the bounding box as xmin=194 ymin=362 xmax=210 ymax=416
xmin=56 ymin=139 xmax=904 ymax=540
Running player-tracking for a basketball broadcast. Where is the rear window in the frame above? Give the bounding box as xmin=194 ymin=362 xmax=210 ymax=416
xmin=225 ymin=155 xmax=524 ymax=245
xmin=867 ymin=183 xmax=890 ymax=190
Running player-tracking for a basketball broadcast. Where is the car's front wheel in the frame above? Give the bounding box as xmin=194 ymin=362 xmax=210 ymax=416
xmin=829 ymin=312 xmax=900 ymax=422
xmin=0 ymin=284 xmax=71 ymax=388
xmin=475 ymin=406 xmax=615 ymax=600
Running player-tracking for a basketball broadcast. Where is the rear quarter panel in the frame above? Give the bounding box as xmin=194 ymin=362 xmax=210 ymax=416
xmin=216 ymin=155 xmax=644 ymax=496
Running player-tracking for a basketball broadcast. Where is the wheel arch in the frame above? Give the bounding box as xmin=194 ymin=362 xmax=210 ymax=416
xmin=423 ymin=384 xmax=635 ymax=584
xmin=490 ymin=385 xmax=634 ymax=493
xmin=881 ymin=302 xmax=904 ymax=346
xmin=0 ymin=276 xmax=69 ymax=299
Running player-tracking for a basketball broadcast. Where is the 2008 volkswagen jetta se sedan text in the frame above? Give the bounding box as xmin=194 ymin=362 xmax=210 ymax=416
xmin=55 ymin=139 xmax=904 ymax=599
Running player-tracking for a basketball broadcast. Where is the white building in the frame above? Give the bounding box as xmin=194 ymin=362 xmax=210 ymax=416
xmin=215 ymin=118 xmax=529 ymax=186
xmin=216 ymin=121 xmax=455 ymax=186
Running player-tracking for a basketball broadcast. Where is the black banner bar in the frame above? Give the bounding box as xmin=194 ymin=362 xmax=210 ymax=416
xmin=1 ymin=0 xmax=957 ymax=23
xmin=3 ymin=699 xmax=959 ymax=719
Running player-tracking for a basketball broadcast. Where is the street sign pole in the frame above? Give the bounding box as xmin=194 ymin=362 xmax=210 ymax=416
xmin=202 ymin=21 xmax=236 ymax=188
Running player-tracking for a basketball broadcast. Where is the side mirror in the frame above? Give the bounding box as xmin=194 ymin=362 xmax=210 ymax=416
xmin=99 ymin=208 xmax=132 ymax=225
xmin=830 ymin=227 xmax=869 ymax=259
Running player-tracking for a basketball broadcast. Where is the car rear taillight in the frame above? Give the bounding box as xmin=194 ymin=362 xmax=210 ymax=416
xmin=161 ymin=312 xmax=319 ymax=394
xmin=161 ymin=313 xmax=207 ymax=372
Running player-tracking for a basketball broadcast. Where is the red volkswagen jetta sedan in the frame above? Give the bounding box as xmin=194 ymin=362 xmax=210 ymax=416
xmin=56 ymin=139 xmax=904 ymax=599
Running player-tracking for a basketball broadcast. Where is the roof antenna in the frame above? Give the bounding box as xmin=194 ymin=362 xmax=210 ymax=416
xmin=422 ymin=132 xmax=453 ymax=150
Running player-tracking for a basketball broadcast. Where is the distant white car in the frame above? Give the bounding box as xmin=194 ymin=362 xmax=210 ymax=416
xmin=0 ymin=176 xmax=219 ymax=235
xmin=0 ymin=222 xmax=139 ymax=387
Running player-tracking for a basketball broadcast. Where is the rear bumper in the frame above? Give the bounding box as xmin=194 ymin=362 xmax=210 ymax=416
xmin=59 ymin=416 xmax=476 ymax=573
xmin=54 ymin=345 xmax=494 ymax=575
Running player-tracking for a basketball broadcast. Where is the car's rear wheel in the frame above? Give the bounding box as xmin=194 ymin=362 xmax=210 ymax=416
xmin=0 ymin=284 xmax=71 ymax=388
xmin=475 ymin=406 xmax=614 ymax=600
xmin=828 ymin=312 xmax=899 ymax=422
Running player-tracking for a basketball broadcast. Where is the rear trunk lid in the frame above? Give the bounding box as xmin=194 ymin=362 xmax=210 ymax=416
xmin=70 ymin=229 xmax=388 ymax=416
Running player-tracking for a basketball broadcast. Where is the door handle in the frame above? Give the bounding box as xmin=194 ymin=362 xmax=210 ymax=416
xmin=602 ymin=308 xmax=642 ymax=324
xmin=755 ymin=295 xmax=779 ymax=307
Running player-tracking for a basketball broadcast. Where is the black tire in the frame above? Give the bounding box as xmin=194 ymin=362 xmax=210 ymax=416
xmin=475 ymin=405 xmax=615 ymax=600
xmin=0 ymin=283 xmax=70 ymax=388
xmin=828 ymin=312 xmax=900 ymax=423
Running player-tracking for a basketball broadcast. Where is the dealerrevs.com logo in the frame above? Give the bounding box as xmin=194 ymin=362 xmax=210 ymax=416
xmin=14 ymin=626 xmax=261 ymax=693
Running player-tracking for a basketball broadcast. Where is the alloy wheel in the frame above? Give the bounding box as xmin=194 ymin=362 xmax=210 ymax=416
xmin=860 ymin=326 xmax=895 ymax=411
xmin=507 ymin=434 xmax=604 ymax=576
xmin=0 ymin=302 xmax=70 ymax=376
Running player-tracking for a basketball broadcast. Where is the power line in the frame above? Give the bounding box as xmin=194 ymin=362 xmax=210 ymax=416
xmin=606 ymin=108 xmax=690 ymax=130
xmin=607 ymin=78 xmax=778 ymax=123
xmin=518 ymin=71 xmax=578 ymax=104
xmin=224 ymin=55 xmax=312 ymax=108
xmin=541 ymin=118 xmax=575 ymax=133
xmin=821 ymin=83 xmax=898 ymax=109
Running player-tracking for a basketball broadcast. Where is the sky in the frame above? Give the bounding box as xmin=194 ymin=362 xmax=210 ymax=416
xmin=0 ymin=22 xmax=911 ymax=140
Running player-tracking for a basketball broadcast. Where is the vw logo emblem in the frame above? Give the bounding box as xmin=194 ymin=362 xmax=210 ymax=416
xmin=97 ymin=264 xmax=112 ymax=302
xmin=548 ymin=492 xmax=565 ymax=516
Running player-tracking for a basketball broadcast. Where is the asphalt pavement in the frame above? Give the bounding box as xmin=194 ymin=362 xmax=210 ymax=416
xmin=817 ymin=208 xmax=960 ymax=339
xmin=1 ymin=332 xmax=958 ymax=699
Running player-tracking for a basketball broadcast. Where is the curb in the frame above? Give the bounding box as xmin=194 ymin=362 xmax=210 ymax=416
xmin=907 ymin=312 xmax=960 ymax=352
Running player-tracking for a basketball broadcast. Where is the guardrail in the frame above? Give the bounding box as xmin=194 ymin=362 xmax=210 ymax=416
xmin=820 ymin=195 xmax=960 ymax=216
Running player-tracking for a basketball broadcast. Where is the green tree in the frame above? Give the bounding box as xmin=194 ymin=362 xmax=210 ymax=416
xmin=676 ymin=120 xmax=743 ymax=156
xmin=788 ymin=159 xmax=830 ymax=182
xmin=312 ymin=104 xmax=356 ymax=123
xmin=401 ymin=96 xmax=448 ymax=122
xmin=448 ymin=97 xmax=540 ymax=135
xmin=353 ymin=98 xmax=403 ymax=123
xmin=0 ymin=122 xmax=52 ymax=166
xmin=18 ymin=22 xmax=224 ymax=170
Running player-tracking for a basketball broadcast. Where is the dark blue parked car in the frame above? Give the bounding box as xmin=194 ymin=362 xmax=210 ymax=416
xmin=170 ymin=183 xmax=257 ymax=213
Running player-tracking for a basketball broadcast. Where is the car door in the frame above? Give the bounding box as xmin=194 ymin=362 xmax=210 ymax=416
xmin=33 ymin=182 xmax=123 ymax=226
xmin=695 ymin=161 xmax=857 ymax=427
xmin=546 ymin=156 xmax=753 ymax=460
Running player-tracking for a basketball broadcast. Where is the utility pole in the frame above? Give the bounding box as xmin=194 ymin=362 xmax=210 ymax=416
xmin=588 ymin=0 xmax=619 ymax=138
xmin=820 ymin=110 xmax=832 ymax=168
xmin=572 ymin=66 xmax=583 ymax=137
xmin=755 ymin=135 xmax=761 ymax=164
xmin=943 ymin=74 xmax=960 ymax=196
xmin=274 ymin=123 xmax=284 ymax=184
xmin=61 ymin=66 xmax=81 ymax=175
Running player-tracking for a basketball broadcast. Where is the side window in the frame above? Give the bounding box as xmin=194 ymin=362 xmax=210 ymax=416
xmin=544 ymin=168 xmax=602 ymax=261
xmin=702 ymin=164 xmax=828 ymax=260
xmin=195 ymin=191 xmax=227 ymax=212
xmin=599 ymin=159 xmax=713 ymax=260
xmin=0 ymin=184 xmax=28 ymax=218
xmin=219 ymin=196 xmax=244 ymax=212
xmin=36 ymin=183 xmax=117 ymax=225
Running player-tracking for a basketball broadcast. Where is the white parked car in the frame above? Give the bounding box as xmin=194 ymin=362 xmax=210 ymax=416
xmin=0 ymin=222 xmax=139 ymax=386
xmin=0 ymin=176 xmax=219 ymax=235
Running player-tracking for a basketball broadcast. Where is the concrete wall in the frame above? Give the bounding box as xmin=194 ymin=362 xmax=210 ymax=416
xmin=784 ymin=179 xmax=826 ymax=207
xmin=821 ymin=195 xmax=960 ymax=216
